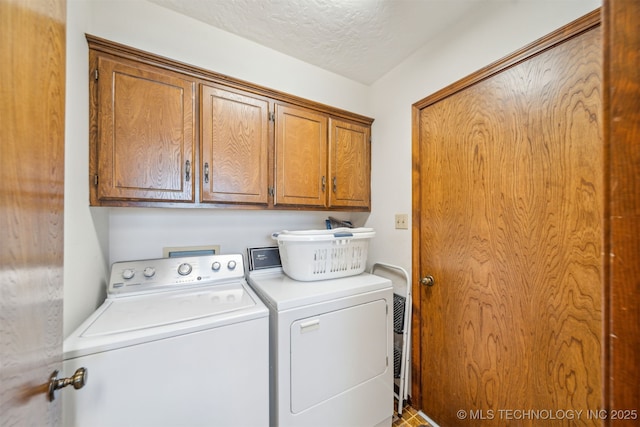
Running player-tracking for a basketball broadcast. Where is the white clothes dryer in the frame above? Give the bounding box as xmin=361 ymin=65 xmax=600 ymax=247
xmin=62 ymin=254 xmax=269 ymax=427
xmin=247 ymin=266 xmax=394 ymax=427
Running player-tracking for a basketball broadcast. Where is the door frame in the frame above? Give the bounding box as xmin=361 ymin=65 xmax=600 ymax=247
xmin=603 ymin=0 xmax=640 ymax=422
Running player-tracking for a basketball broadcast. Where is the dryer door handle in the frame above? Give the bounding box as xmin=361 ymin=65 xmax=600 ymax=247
xmin=299 ymin=319 xmax=320 ymax=333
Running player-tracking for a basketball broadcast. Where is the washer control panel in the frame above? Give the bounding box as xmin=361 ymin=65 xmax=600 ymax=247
xmin=108 ymin=254 xmax=245 ymax=296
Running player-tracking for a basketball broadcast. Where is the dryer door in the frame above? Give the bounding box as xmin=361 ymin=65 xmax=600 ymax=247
xmin=290 ymin=298 xmax=389 ymax=413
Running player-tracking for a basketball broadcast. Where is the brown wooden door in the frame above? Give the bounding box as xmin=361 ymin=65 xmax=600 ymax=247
xmin=200 ymin=84 xmax=270 ymax=205
xmin=413 ymin=18 xmax=603 ymax=426
xmin=328 ymin=118 xmax=371 ymax=209
xmin=93 ymin=54 xmax=195 ymax=203
xmin=0 ymin=0 xmax=66 ymax=423
xmin=275 ymin=104 xmax=328 ymax=207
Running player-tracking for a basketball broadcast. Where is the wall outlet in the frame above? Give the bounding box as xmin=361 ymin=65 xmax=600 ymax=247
xmin=395 ymin=214 xmax=409 ymax=230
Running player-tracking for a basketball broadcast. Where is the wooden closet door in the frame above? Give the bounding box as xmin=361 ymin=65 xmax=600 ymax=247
xmin=413 ymin=17 xmax=603 ymax=426
xmin=1 ymin=0 xmax=66 ymax=423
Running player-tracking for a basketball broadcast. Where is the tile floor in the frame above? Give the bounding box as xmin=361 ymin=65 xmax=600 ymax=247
xmin=393 ymin=403 xmax=433 ymax=427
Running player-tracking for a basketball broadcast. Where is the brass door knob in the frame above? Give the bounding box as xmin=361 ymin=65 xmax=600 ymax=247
xmin=420 ymin=275 xmax=435 ymax=287
xmin=48 ymin=367 xmax=88 ymax=402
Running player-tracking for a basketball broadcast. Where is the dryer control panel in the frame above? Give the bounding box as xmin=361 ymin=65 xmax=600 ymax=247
xmin=108 ymin=254 xmax=245 ymax=296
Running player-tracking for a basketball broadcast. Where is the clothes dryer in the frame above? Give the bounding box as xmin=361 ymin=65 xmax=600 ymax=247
xmin=247 ymin=267 xmax=394 ymax=427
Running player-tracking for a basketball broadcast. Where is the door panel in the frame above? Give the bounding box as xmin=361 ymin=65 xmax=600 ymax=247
xmin=200 ymin=84 xmax=269 ymax=204
xmin=0 ymin=0 xmax=66 ymax=424
xmin=290 ymin=300 xmax=388 ymax=413
xmin=96 ymin=56 xmax=195 ymax=202
xmin=328 ymin=119 xmax=371 ymax=209
xmin=275 ymin=104 xmax=327 ymax=207
xmin=414 ymin=22 xmax=603 ymax=426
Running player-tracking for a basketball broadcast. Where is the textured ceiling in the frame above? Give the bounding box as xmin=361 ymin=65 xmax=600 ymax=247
xmin=145 ymin=0 xmax=486 ymax=84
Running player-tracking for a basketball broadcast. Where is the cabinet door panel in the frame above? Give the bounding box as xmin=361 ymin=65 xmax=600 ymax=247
xmin=275 ymin=105 xmax=327 ymax=207
xmin=329 ymin=119 xmax=371 ymax=209
xmin=200 ymin=85 xmax=269 ymax=204
xmin=96 ymin=56 xmax=194 ymax=202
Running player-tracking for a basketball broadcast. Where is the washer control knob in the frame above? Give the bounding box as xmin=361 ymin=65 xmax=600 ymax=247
xmin=227 ymin=260 xmax=237 ymax=270
xmin=177 ymin=263 xmax=192 ymax=276
xmin=143 ymin=267 xmax=156 ymax=278
xmin=122 ymin=269 xmax=135 ymax=280
xmin=211 ymin=261 xmax=221 ymax=271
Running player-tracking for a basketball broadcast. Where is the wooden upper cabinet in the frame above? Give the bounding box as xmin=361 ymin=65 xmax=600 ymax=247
xmin=87 ymin=35 xmax=373 ymax=210
xmin=328 ymin=119 xmax=371 ymax=209
xmin=200 ymin=84 xmax=270 ymax=205
xmin=275 ymin=104 xmax=328 ymax=207
xmin=92 ymin=54 xmax=195 ymax=203
xmin=274 ymin=108 xmax=371 ymax=209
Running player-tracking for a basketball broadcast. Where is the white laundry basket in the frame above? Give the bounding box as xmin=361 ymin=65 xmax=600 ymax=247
xmin=272 ymin=228 xmax=375 ymax=281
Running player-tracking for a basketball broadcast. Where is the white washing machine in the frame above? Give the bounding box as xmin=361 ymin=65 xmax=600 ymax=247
xmin=62 ymin=254 xmax=269 ymax=427
xmin=247 ymin=264 xmax=394 ymax=427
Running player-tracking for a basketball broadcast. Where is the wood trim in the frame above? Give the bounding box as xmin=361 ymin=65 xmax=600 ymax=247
xmin=88 ymin=50 xmax=99 ymax=206
xmin=412 ymin=8 xmax=601 ymax=110
xmin=410 ymin=8 xmax=602 ymax=406
xmin=85 ymin=34 xmax=374 ymax=126
xmin=603 ymin=0 xmax=640 ymax=424
xmin=410 ymin=103 xmax=423 ymax=407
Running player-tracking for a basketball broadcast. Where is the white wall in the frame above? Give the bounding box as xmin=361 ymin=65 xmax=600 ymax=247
xmin=63 ymin=0 xmax=371 ymax=336
xmin=64 ymin=0 xmax=601 ymax=337
xmin=365 ymin=0 xmax=601 ymax=276
xmin=64 ymin=0 xmax=110 ymax=338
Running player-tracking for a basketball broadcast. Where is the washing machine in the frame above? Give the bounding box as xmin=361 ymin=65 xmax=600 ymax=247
xmin=247 ymin=262 xmax=394 ymax=427
xmin=61 ymin=254 xmax=268 ymax=427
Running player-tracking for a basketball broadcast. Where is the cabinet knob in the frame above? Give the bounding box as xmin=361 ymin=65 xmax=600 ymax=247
xmin=185 ymin=160 xmax=191 ymax=182
xmin=204 ymin=162 xmax=210 ymax=184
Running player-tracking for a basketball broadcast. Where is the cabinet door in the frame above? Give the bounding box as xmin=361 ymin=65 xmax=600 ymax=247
xmin=275 ymin=104 xmax=328 ymax=207
xmin=95 ymin=55 xmax=195 ymax=202
xmin=328 ymin=119 xmax=371 ymax=209
xmin=200 ymin=85 xmax=270 ymax=204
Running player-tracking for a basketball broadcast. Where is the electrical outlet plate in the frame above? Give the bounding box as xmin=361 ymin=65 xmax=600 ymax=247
xmin=395 ymin=214 xmax=409 ymax=229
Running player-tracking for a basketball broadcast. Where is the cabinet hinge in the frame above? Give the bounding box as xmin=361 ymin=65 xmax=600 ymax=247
xmin=269 ymin=112 xmax=275 ymax=122
xmin=94 ymin=69 xmax=99 ymax=81
xmin=268 ymin=186 xmax=275 ymax=197
xmin=94 ymin=174 xmax=98 ymax=186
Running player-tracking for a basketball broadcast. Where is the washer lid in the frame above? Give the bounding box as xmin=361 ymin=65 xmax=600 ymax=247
xmin=83 ymin=283 xmax=256 ymax=337
xmin=247 ymin=270 xmax=391 ymax=310
xmin=63 ymin=281 xmax=268 ymax=359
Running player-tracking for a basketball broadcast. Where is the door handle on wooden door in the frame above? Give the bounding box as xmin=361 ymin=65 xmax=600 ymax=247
xmin=420 ymin=275 xmax=434 ymax=287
